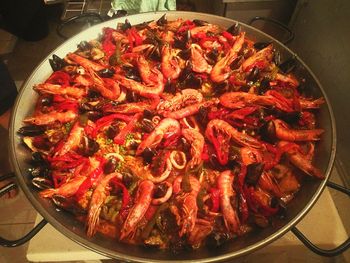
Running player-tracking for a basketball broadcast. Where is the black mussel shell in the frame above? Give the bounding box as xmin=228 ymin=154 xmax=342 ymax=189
xmin=104 ymin=157 xmax=118 ymax=174
xmin=177 ymin=48 xmax=191 ymax=60
xmin=205 ymin=49 xmax=219 ymax=65
xmin=78 ymin=136 xmax=99 ymax=157
xmin=87 ymin=89 xmax=100 ymax=98
xmin=28 ymin=166 xmax=50 ymax=178
xmin=153 ymin=183 xmax=168 ymax=198
xmin=142 ymin=147 xmax=157 ymax=164
xmin=86 ymin=111 xmax=103 ymax=121
xmin=193 ymin=19 xmax=208 ymax=26
xmin=122 ymin=172 xmax=135 ymax=188
xmin=41 ymin=95 xmax=53 ymax=106
xmin=277 ymin=110 xmax=301 ymax=124
xmin=254 ymin=41 xmax=271 ymax=50
xmin=164 ymin=79 xmax=177 ymax=94
xmin=77 ymin=41 xmax=92 ymax=51
xmin=227 ymin=22 xmax=240 ymax=36
xmin=157 ymin=14 xmax=167 ymax=26
xmin=97 ymin=68 xmax=115 ymax=78
xmin=123 ymin=65 xmax=141 ymax=82
xmin=206 ymin=232 xmax=230 ymax=248
xmin=49 ymin=54 xmax=66 ymax=72
xmin=273 ymin=50 xmax=281 ymax=66
xmin=230 ymin=55 xmax=244 ymax=70
xmin=143 ymin=109 xmax=154 ymax=120
xmin=120 ymin=19 xmax=132 ymax=31
xmin=18 ymin=125 xmax=45 ymax=136
xmin=31 ymin=152 xmax=47 ymax=165
xmin=247 ymin=66 xmax=260 ymax=82
xmin=52 ymin=195 xmax=86 ymax=214
xmin=260 ymin=120 xmax=276 ymax=143
xmin=279 ymin=56 xmax=297 ymax=74
xmin=134 ymin=21 xmax=149 ymax=30
xmin=213 ymin=81 xmax=228 ymax=95
xmin=32 ymin=177 xmax=53 ymax=190
xmin=184 ymin=73 xmax=202 ymax=89
xmin=126 ymin=91 xmax=140 ymax=102
xmin=258 ymin=78 xmax=271 ymax=95
xmin=105 ymin=125 xmax=120 ymax=139
xmin=245 ymin=163 xmax=264 ymax=185
xmin=196 ymin=106 xmax=209 ymax=126
xmin=173 ymin=37 xmax=187 ymax=50
xmin=140 ymin=118 xmax=155 ymax=133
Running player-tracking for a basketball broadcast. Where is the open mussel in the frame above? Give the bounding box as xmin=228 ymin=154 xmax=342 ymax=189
xmin=32 ymin=177 xmax=53 ymax=190
xmin=97 ymin=68 xmax=115 ymax=78
xmin=123 ymin=65 xmax=142 ymax=82
xmin=157 ymin=14 xmax=167 ymax=26
xmin=247 ymin=66 xmax=260 ymax=82
xmin=279 ymin=56 xmax=297 ymax=74
xmin=52 ymin=195 xmax=86 ymax=214
xmin=78 ymin=136 xmax=99 ymax=157
xmin=245 ymin=163 xmax=264 ymax=185
xmin=28 ymin=165 xmax=50 ymax=178
xmin=77 ymin=41 xmax=92 ymax=51
xmin=193 ymin=19 xmax=208 ymax=26
xmin=258 ymin=77 xmax=271 ymax=95
xmin=254 ymin=41 xmax=272 ymax=50
xmin=227 ymin=22 xmax=240 ymax=36
xmin=119 ymin=19 xmax=132 ymax=31
xmin=49 ymin=54 xmax=66 ymax=72
xmin=18 ymin=125 xmax=45 ymax=136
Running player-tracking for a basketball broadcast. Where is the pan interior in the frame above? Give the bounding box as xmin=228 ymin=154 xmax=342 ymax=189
xmin=9 ymin=11 xmax=335 ymax=262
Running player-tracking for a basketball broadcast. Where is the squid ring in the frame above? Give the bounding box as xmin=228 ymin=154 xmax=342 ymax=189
xmin=169 ymin=150 xmax=187 ymax=170
xmin=152 ymin=182 xmax=173 ymax=205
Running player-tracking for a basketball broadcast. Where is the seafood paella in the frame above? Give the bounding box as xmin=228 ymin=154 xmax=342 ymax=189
xmin=18 ymin=15 xmax=325 ymax=251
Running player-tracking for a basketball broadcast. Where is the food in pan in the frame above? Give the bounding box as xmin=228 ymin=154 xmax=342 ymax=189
xmin=19 ymin=15 xmax=325 ymax=251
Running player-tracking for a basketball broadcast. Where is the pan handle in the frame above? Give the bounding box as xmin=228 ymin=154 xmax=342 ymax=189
xmin=291 ymin=181 xmax=350 ymax=257
xmin=0 ymin=173 xmax=17 ymax=198
xmin=0 ymin=172 xmax=47 ymax=247
xmin=0 ymin=219 xmax=47 ymax=247
xmin=249 ymin=16 xmax=294 ymax=45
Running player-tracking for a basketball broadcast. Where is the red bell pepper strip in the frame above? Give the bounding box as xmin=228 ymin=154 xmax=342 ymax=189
xmin=201 ymin=143 xmax=211 ymax=162
xmin=209 ymin=187 xmax=220 ymax=213
xmin=177 ymin=20 xmax=195 ymax=34
xmin=222 ymin=31 xmax=234 ymax=42
xmin=46 ymin=71 xmax=71 ymax=87
xmin=102 ymin=27 xmax=116 ymax=58
xmin=91 ymin=113 xmax=133 ymax=138
xmin=75 ymin=158 xmax=105 ymax=200
xmin=110 ymin=178 xmax=131 ymax=210
xmin=49 ymin=153 xmax=88 ymax=170
xmin=211 ymin=133 xmax=229 ymax=165
xmin=114 ymin=113 xmax=142 ymax=144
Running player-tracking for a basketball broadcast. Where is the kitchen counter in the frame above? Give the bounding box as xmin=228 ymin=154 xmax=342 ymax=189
xmin=26 ymin=188 xmax=349 ymax=262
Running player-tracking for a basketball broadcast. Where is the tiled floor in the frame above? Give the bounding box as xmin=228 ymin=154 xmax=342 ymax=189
xmin=0 ymin=4 xmax=349 ymax=263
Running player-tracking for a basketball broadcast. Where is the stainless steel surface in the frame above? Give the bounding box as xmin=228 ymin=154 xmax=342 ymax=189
xmin=8 ymin=11 xmax=336 ymax=262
